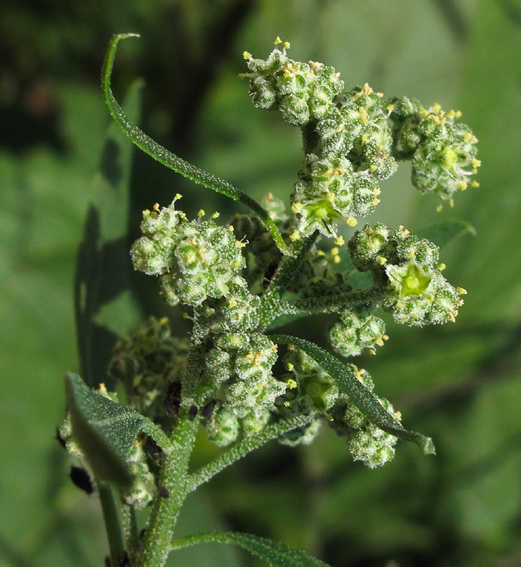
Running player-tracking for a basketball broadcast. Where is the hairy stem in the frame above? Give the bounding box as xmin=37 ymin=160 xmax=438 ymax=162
xmin=102 ymin=33 xmax=291 ymax=256
xmin=186 ymin=413 xmax=318 ymax=493
xmin=134 ymin=414 xmax=199 ymax=567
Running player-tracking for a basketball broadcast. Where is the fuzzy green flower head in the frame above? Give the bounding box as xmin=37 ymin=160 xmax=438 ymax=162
xmin=388 ymin=99 xmax=480 ymax=204
xmin=384 ymin=264 xmax=465 ymax=326
xmin=131 ymin=198 xmax=248 ymax=307
xmin=329 ymin=311 xmax=387 ymax=358
xmin=206 ymin=333 xmax=285 ymax=420
xmin=241 ymin=38 xmax=344 ymax=126
xmin=347 ymin=222 xmax=391 ymax=272
xmin=328 ymin=367 xmax=398 ymax=468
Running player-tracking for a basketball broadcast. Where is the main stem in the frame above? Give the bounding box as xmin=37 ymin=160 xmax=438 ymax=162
xmin=134 ymin=414 xmax=199 ymax=567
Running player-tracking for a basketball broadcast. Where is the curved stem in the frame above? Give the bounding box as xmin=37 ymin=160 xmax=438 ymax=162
xmin=186 ymin=413 xmax=318 ymax=493
xmin=102 ymin=34 xmax=291 ymax=256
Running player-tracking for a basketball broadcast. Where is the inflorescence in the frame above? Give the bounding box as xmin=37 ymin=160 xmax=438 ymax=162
xmin=65 ymin=38 xmax=478 ymax=474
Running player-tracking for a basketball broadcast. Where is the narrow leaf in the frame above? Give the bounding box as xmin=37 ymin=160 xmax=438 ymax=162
xmin=417 ymin=220 xmax=475 ymax=249
xmin=171 ymin=532 xmax=332 ymax=567
xmin=64 ymin=372 xmax=145 ymax=488
xmin=75 ymin=80 xmax=143 ymax=389
xmin=101 ymin=33 xmax=291 ymax=255
xmin=269 ymin=335 xmax=435 ymax=455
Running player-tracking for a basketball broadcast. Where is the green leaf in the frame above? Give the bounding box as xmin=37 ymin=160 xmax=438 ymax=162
xmin=171 ymin=531 xmax=332 ymax=567
xmin=269 ymin=334 xmax=435 ymax=455
xmin=64 ymin=372 xmax=145 ymax=488
xmin=417 ymin=220 xmax=475 ymax=249
xmin=101 ymin=33 xmax=291 ymax=256
xmin=75 ymin=79 xmax=143 ymax=389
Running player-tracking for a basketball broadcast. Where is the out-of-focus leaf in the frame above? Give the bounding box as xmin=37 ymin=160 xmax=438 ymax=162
xmin=269 ymin=334 xmax=435 ymax=454
xmin=75 ymin=80 xmax=143 ymax=389
xmin=64 ymin=372 xmax=145 ymax=488
xmin=417 ymin=220 xmax=475 ymax=249
xmin=171 ymin=531 xmax=332 ymax=567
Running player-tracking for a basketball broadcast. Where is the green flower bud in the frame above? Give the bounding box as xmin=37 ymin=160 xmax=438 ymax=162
xmin=205 ymin=406 xmax=240 ymax=447
xmin=329 ymin=312 xmax=387 ymax=357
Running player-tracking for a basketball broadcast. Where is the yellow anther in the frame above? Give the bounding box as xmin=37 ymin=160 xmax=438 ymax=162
xmin=330 ymin=247 xmax=339 ymax=255
xmin=387 ymin=104 xmax=394 ymax=112
xmin=346 ymin=217 xmax=357 ymax=227
xmin=437 ymin=263 xmax=446 ymax=271
xmin=376 ymin=92 xmax=383 ymax=98
xmin=375 ymin=337 xmax=384 ymax=347
xmin=432 ymin=103 xmax=441 ymax=113
xmin=153 ymin=203 xmax=161 ymax=212
xmin=235 ymin=240 xmax=247 ymax=248
xmin=243 ymin=51 xmax=252 ymax=59
xmin=362 ymin=83 xmax=373 ymax=95
xmin=287 ymin=378 xmax=298 ymax=389
xmin=291 ymin=202 xmax=303 ymax=213
xmin=472 ymin=159 xmax=481 ymax=169
xmin=449 ymin=311 xmax=456 ymax=323
xmin=284 ymin=41 xmax=291 ymax=49
xmin=402 ymin=228 xmax=410 ymax=237
xmin=457 ymin=287 xmax=468 ymax=295
xmin=286 ymin=363 xmax=295 ymax=372
xmin=383 ymin=334 xmax=389 ymax=341
xmin=395 ymin=411 xmax=402 ymax=420
xmin=370 ymin=164 xmax=377 ymax=172
xmin=289 ymin=230 xmax=301 ymax=241
xmin=463 ymin=132 xmax=472 ymax=142
xmin=471 ymin=181 xmax=479 ymax=188
xmin=228 ymin=225 xmax=235 ymax=232
xmin=267 ymin=192 xmax=274 ymax=200
xmin=317 ymin=250 xmax=326 ymax=256
xmin=333 ymin=255 xmax=341 ymax=264
xmin=458 ymin=182 xmax=468 ymax=191
xmin=159 ymin=317 xmax=169 ymax=324
xmin=449 ymin=199 xmax=454 ymax=208
xmin=174 ymin=193 xmax=183 ymax=200
xmin=197 ymin=209 xmax=205 ymax=217
xmin=334 ymin=236 xmax=345 ymax=246
xmin=99 ymin=383 xmax=107 ymax=395
xmin=373 ymin=187 xmax=381 ymax=196
xmin=377 ymin=256 xmax=387 ymax=265
xmin=274 ymin=37 xmax=282 ymax=45
xmin=371 ymin=198 xmax=381 ymax=206
xmin=284 ymin=401 xmax=291 ymax=407
xmin=211 ymin=211 xmax=220 ymax=219
xmin=228 ymin=299 xmax=237 ymax=308
xmin=436 ymin=204 xmax=443 ymax=212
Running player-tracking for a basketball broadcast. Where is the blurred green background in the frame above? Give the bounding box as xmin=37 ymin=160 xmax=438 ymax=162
xmin=1 ymin=1 xmax=521 ymax=566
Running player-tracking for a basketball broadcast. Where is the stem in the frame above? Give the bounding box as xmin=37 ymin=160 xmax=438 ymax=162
xmin=121 ymin=504 xmax=139 ymax=556
xmin=186 ymin=413 xmax=318 ymax=493
xmin=264 ymin=288 xmax=380 ymax=328
xmin=102 ymin=33 xmax=291 ymax=256
xmin=98 ymin=482 xmax=126 ymax=566
xmin=259 ymin=233 xmax=318 ymax=327
xmin=133 ymin=414 xmax=199 ymax=567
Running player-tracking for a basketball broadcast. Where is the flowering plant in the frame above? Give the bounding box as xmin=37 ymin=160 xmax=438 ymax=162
xmin=61 ymin=34 xmax=479 ymax=567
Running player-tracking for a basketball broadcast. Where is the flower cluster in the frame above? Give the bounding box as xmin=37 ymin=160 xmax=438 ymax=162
xmin=108 ymin=317 xmax=190 ymax=426
xmin=348 ymin=223 xmax=466 ymax=326
xmin=329 ymin=311 xmax=387 ymax=358
xmin=389 ymin=97 xmax=480 ymax=203
xmin=131 ymin=196 xmax=248 ymax=307
xmin=243 ymin=41 xmax=479 ymax=237
xmin=202 ymin=332 xmax=285 ymax=446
